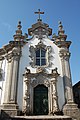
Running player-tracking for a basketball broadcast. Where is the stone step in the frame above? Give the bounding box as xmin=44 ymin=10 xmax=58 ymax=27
xmin=12 ymin=115 xmax=72 ymax=120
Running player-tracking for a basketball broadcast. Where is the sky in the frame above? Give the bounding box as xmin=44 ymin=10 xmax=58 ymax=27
xmin=0 ymin=0 xmax=80 ymax=85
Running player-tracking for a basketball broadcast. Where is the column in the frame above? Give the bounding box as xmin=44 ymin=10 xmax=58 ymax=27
xmin=7 ymin=47 xmax=21 ymax=104
xmin=3 ymin=57 xmax=13 ymax=103
xmin=59 ymin=50 xmax=74 ymax=103
xmin=50 ymin=78 xmax=59 ymax=114
xmin=64 ymin=53 xmax=74 ymax=102
xmin=24 ymin=79 xmax=30 ymax=115
xmin=1 ymin=47 xmax=21 ymax=116
xmin=60 ymin=50 xmax=80 ymax=119
xmin=23 ymin=68 xmax=30 ymax=115
xmin=9 ymin=55 xmax=20 ymax=103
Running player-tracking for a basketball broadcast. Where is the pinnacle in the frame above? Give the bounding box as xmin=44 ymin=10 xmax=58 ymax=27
xmin=58 ymin=21 xmax=63 ymax=31
xmin=17 ymin=21 xmax=22 ymax=30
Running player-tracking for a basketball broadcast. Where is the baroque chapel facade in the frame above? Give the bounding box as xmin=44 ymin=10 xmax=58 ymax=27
xmin=0 ymin=11 xmax=79 ymax=119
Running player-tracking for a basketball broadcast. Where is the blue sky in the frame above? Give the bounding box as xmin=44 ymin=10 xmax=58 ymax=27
xmin=0 ymin=0 xmax=80 ymax=85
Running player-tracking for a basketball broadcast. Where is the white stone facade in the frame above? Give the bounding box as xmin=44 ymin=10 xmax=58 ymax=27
xmin=17 ymin=36 xmax=65 ymax=112
xmin=0 ymin=19 xmax=79 ymax=119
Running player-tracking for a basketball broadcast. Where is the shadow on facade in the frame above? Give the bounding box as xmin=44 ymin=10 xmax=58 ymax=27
xmin=0 ymin=110 xmax=11 ymax=120
xmin=73 ymin=81 xmax=80 ymax=108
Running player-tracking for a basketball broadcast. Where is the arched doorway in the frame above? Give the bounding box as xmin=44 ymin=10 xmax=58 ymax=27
xmin=33 ymin=84 xmax=48 ymax=115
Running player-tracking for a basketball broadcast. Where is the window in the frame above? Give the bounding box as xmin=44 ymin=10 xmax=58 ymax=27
xmin=29 ymin=45 xmax=52 ymax=68
xmin=36 ymin=49 xmax=46 ymax=66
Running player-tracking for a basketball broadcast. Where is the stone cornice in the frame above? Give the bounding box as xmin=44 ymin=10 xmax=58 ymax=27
xmin=59 ymin=49 xmax=71 ymax=60
xmin=57 ymin=34 xmax=67 ymax=40
xmin=9 ymin=40 xmax=27 ymax=47
xmin=23 ymin=67 xmax=59 ymax=78
xmin=0 ymin=41 xmax=27 ymax=56
xmin=6 ymin=46 xmax=22 ymax=62
xmin=54 ymin=41 xmax=71 ymax=48
xmin=0 ymin=43 xmax=13 ymax=55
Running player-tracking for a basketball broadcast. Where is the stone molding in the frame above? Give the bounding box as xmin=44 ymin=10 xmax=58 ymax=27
xmin=29 ymin=41 xmax=53 ymax=68
xmin=23 ymin=67 xmax=59 ymax=115
xmin=59 ymin=49 xmax=70 ymax=61
xmin=0 ymin=46 xmax=21 ymax=116
xmin=6 ymin=47 xmax=21 ymax=62
xmin=63 ymin=102 xmax=80 ymax=120
xmin=0 ymin=41 xmax=26 ymax=60
xmin=0 ymin=104 xmax=19 ymax=117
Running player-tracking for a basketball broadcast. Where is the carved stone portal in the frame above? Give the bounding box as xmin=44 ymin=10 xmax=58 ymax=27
xmin=23 ymin=68 xmax=59 ymax=115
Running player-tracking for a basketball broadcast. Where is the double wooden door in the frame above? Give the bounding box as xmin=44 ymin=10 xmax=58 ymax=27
xmin=33 ymin=84 xmax=48 ymax=115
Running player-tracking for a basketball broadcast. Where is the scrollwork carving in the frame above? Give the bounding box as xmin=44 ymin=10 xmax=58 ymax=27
xmin=36 ymin=67 xmax=44 ymax=73
xmin=36 ymin=40 xmax=47 ymax=49
xmin=44 ymin=80 xmax=50 ymax=87
xmin=47 ymin=46 xmax=52 ymax=53
xmin=6 ymin=53 xmax=13 ymax=62
xmin=59 ymin=49 xmax=70 ymax=60
xmin=29 ymin=45 xmax=35 ymax=67
xmin=12 ymin=47 xmax=21 ymax=61
xmin=23 ymin=73 xmax=30 ymax=115
xmin=6 ymin=47 xmax=21 ymax=62
xmin=29 ymin=41 xmax=54 ymax=68
xmin=23 ymin=67 xmax=31 ymax=78
xmin=30 ymin=73 xmax=51 ymax=88
xmin=12 ymin=47 xmax=20 ymax=56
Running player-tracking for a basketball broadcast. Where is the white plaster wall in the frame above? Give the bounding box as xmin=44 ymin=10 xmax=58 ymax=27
xmin=0 ymin=59 xmax=7 ymax=104
xmin=17 ymin=42 xmax=30 ymax=110
xmin=17 ymin=35 xmax=65 ymax=111
xmin=42 ymin=36 xmax=65 ymax=110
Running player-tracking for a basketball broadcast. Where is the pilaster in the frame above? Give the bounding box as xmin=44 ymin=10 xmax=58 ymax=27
xmin=0 ymin=47 xmax=21 ymax=117
xmin=59 ymin=49 xmax=74 ymax=103
xmin=49 ymin=69 xmax=59 ymax=115
xmin=23 ymin=79 xmax=30 ymax=115
xmin=23 ymin=68 xmax=30 ymax=115
xmin=59 ymin=49 xmax=80 ymax=120
xmin=50 ymin=78 xmax=59 ymax=114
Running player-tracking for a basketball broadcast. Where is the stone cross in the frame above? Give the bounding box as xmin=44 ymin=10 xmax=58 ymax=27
xmin=35 ymin=9 xmax=44 ymax=20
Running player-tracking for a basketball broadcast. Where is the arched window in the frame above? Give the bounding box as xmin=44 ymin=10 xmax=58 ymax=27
xmin=36 ymin=48 xmax=46 ymax=66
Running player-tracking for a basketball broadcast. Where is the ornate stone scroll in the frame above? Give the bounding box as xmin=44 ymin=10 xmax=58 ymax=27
xmin=29 ymin=41 xmax=53 ymax=68
xmin=23 ymin=67 xmax=31 ymax=115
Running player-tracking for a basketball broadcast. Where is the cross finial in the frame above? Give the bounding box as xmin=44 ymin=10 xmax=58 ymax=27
xmin=35 ymin=9 xmax=44 ymax=21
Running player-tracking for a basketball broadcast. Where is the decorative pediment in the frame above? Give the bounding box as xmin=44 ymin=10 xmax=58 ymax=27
xmin=23 ymin=67 xmax=59 ymax=88
xmin=28 ymin=20 xmax=52 ymax=36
